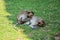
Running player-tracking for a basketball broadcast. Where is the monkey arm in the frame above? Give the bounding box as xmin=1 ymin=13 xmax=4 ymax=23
xmin=24 ymin=21 xmax=30 ymax=25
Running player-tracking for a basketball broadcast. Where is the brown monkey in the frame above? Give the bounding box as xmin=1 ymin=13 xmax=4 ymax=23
xmin=15 ymin=11 xmax=34 ymax=26
xmin=25 ymin=16 xmax=45 ymax=29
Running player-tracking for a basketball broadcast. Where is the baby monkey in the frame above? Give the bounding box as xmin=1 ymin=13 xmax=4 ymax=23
xmin=25 ymin=16 xmax=45 ymax=29
xmin=14 ymin=11 xmax=34 ymax=27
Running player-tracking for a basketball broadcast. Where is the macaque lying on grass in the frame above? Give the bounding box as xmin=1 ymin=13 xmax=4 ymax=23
xmin=14 ymin=11 xmax=34 ymax=27
xmin=25 ymin=16 xmax=45 ymax=29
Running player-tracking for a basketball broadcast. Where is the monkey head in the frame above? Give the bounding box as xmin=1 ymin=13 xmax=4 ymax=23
xmin=26 ymin=11 xmax=34 ymax=18
xmin=38 ymin=20 xmax=45 ymax=27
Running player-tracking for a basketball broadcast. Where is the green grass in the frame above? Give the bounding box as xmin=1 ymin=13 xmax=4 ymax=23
xmin=0 ymin=0 xmax=60 ymax=40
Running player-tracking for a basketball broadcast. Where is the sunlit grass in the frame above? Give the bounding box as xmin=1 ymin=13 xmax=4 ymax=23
xmin=0 ymin=0 xmax=32 ymax=40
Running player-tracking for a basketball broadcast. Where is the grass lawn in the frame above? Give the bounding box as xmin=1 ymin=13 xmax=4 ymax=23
xmin=0 ymin=0 xmax=60 ymax=40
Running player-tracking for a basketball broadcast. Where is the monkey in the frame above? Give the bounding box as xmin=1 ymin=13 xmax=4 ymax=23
xmin=25 ymin=16 xmax=45 ymax=29
xmin=14 ymin=11 xmax=34 ymax=27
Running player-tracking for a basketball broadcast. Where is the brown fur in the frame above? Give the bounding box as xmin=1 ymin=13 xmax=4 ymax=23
xmin=38 ymin=20 xmax=45 ymax=27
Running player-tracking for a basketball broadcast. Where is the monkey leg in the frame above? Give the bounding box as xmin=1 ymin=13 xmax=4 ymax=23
xmin=29 ymin=25 xmax=37 ymax=29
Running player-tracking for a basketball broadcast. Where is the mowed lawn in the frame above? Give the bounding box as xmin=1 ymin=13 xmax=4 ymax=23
xmin=0 ymin=0 xmax=60 ymax=40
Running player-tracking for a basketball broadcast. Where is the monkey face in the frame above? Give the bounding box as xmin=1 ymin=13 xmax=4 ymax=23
xmin=28 ymin=13 xmax=34 ymax=18
xmin=38 ymin=20 xmax=45 ymax=27
xmin=26 ymin=11 xmax=34 ymax=18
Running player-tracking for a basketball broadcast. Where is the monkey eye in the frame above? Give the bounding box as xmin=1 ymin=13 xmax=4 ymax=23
xmin=27 ymin=12 xmax=30 ymax=14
